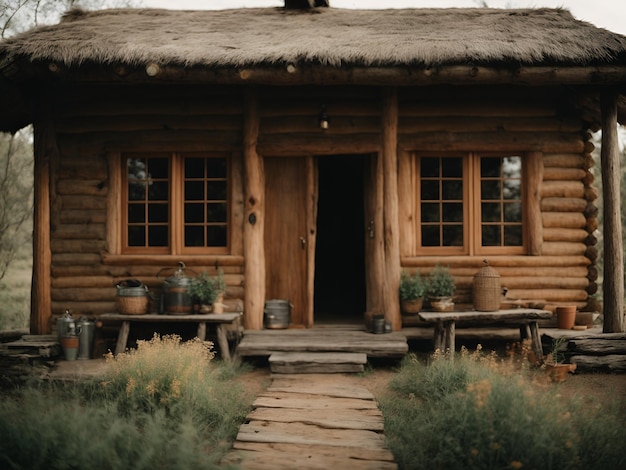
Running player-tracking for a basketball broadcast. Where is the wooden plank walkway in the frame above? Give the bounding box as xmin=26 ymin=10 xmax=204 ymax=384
xmin=222 ymin=374 xmax=397 ymax=469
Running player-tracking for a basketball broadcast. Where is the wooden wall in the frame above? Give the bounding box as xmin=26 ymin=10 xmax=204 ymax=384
xmin=397 ymin=86 xmax=596 ymax=310
xmin=39 ymin=83 xmax=597 ymax=332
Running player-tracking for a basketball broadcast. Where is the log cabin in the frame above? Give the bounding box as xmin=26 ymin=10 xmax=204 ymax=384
xmin=0 ymin=4 xmax=625 ymax=334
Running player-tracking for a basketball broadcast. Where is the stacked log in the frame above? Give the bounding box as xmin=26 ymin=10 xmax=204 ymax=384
xmin=566 ymin=333 xmax=626 ymax=371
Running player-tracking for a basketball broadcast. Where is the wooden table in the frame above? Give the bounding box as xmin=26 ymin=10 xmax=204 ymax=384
xmin=418 ymin=308 xmax=552 ymax=359
xmin=98 ymin=313 xmax=242 ymax=362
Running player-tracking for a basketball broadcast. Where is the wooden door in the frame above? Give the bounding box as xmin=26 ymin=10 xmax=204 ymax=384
xmin=264 ymin=157 xmax=311 ymax=327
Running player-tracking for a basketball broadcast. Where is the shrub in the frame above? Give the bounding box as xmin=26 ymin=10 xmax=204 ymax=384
xmin=399 ymin=270 xmax=425 ymax=301
xmin=0 ymin=334 xmax=253 ymax=469
xmin=381 ymin=347 xmax=626 ymax=470
xmin=426 ymin=264 xmax=456 ymax=298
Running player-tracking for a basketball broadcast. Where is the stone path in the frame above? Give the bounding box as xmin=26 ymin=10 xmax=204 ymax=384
xmin=222 ymin=373 xmax=397 ymax=469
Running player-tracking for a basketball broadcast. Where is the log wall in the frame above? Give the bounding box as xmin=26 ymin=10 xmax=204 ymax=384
xmin=397 ymin=86 xmax=596 ymax=310
xmin=38 ymin=83 xmax=597 ymax=332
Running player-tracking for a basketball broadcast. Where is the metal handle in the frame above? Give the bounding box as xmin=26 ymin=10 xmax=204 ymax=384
xmin=300 ymin=236 xmax=307 ymax=249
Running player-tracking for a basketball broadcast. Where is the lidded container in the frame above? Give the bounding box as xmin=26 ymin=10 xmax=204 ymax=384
xmin=56 ymin=309 xmax=74 ymax=342
xmin=159 ymin=261 xmax=194 ymax=315
xmin=473 ymin=259 xmax=501 ymax=312
xmin=77 ymin=316 xmax=95 ymax=360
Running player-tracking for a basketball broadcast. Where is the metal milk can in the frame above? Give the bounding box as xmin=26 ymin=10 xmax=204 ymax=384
xmin=56 ymin=309 xmax=74 ymax=342
xmin=77 ymin=316 xmax=95 ymax=360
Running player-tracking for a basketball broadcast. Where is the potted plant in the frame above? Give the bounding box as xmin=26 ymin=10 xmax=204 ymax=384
xmin=212 ymin=269 xmax=226 ymax=313
xmin=399 ymin=270 xmax=425 ymax=314
xmin=188 ymin=271 xmax=218 ymax=313
xmin=426 ymin=264 xmax=456 ymax=312
xmin=543 ymin=337 xmax=576 ymax=382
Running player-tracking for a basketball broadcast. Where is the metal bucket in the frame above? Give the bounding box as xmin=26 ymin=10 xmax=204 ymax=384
xmin=158 ymin=262 xmax=195 ymax=315
xmin=77 ymin=316 xmax=95 ymax=360
xmin=264 ymin=300 xmax=291 ymax=329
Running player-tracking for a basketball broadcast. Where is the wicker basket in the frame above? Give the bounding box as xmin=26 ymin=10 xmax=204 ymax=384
xmin=473 ymin=260 xmax=501 ymax=312
xmin=116 ymin=280 xmax=150 ymax=315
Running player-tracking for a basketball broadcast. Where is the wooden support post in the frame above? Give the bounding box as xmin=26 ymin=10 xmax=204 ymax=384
xmin=196 ymin=322 xmax=206 ymax=341
xmin=525 ymin=151 xmax=544 ymax=255
xmin=528 ymin=321 xmax=544 ymax=359
xmin=115 ymin=321 xmax=130 ymax=355
xmin=382 ymin=87 xmax=401 ymax=331
xmin=434 ymin=322 xmax=444 ymax=351
xmin=444 ymin=320 xmax=455 ymax=353
xmin=243 ymin=88 xmax=266 ymax=330
xmin=31 ymin=120 xmax=53 ymax=334
xmin=600 ymin=91 xmax=625 ymax=333
xmin=216 ymin=325 xmax=231 ymax=362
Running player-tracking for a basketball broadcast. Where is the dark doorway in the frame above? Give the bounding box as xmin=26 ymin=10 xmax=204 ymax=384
xmin=314 ymin=155 xmax=366 ymax=323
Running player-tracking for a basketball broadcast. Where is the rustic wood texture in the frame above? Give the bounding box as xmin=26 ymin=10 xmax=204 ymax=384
xmin=237 ymin=327 xmax=408 ymax=358
xmin=41 ymin=82 xmax=597 ymax=328
xmin=268 ymin=352 xmax=367 ymax=374
xmin=222 ymin=374 xmax=396 ymax=469
xmin=600 ymin=92 xmax=625 ymax=333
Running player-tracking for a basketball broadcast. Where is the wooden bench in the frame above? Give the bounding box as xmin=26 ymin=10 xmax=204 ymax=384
xmin=417 ymin=308 xmax=552 ymax=360
xmin=98 ymin=313 xmax=242 ymax=362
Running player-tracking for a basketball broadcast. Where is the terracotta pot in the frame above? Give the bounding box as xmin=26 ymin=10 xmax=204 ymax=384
xmin=401 ymin=298 xmax=424 ymax=315
xmin=556 ymin=306 xmax=576 ymax=329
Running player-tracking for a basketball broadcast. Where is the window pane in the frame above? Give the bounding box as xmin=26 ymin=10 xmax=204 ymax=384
xmin=504 ymin=226 xmax=523 ymax=246
xmin=503 ymin=156 xmax=521 ymax=178
xmin=421 ymin=203 xmax=440 ymax=223
xmin=481 ymin=180 xmax=501 ymax=200
xmin=420 ymin=158 xmax=439 ymax=177
xmin=149 ymin=181 xmax=168 ymax=201
xmin=128 ymin=226 xmax=145 ymax=246
xmin=442 ymin=158 xmax=462 ymax=177
xmin=481 ymin=157 xmax=500 ymax=177
xmin=185 ymin=226 xmax=204 ymax=247
xmin=207 ymin=226 xmax=227 ymax=247
xmin=421 ymin=181 xmax=439 ymax=200
xmin=207 ymin=181 xmax=227 ymax=200
xmin=503 ymin=179 xmax=521 ymax=200
xmin=442 ymin=180 xmax=462 ymax=200
xmin=185 ymin=181 xmax=204 ymax=201
xmin=128 ymin=204 xmax=145 ymax=223
xmin=149 ymin=158 xmax=169 ymax=178
xmin=128 ymin=180 xmax=146 ymax=201
xmin=148 ymin=203 xmax=168 ymax=223
xmin=443 ymin=225 xmax=463 ymax=246
xmin=482 ymin=202 xmax=501 ymax=222
xmin=442 ymin=203 xmax=463 ymax=222
xmin=482 ymin=225 xmax=500 ymax=246
xmin=207 ymin=159 xmax=227 ymax=178
xmin=148 ymin=226 xmax=168 ymax=247
xmin=185 ymin=158 xmax=204 ymax=178
xmin=421 ymin=226 xmax=440 ymax=246
xmin=207 ymin=203 xmax=227 ymax=223
xmin=185 ymin=203 xmax=204 ymax=223
xmin=504 ymin=202 xmax=521 ymax=222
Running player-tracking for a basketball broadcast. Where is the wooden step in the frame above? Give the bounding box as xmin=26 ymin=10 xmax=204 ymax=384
xmin=269 ymin=352 xmax=367 ymax=374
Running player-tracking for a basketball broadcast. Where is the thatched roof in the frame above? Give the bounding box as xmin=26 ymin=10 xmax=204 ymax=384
xmin=1 ymin=7 xmax=626 ymax=132
xmin=2 ymin=7 xmax=626 ymax=68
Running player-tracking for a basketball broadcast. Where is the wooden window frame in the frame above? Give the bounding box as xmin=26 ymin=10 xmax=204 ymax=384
xmin=414 ymin=151 xmax=528 ymax=256
xmin=119 ymin=151 xmax=230 ymax=256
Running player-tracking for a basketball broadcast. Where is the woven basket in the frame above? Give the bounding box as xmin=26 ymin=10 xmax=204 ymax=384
xmin=473 ymin=260 xmax=501 ymax=312
xmin=116 ymin=280 xmax=150 ymax=315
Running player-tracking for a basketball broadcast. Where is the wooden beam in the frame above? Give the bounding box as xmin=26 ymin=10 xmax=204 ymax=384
xmin=525 ymin=151 xmax=543 ymax=256
xmin=31 ymin=119 xmax=53 ymax=334
xmin=600 ymin=91 xmax=625 ymax=333
xmin=381 ymin=88 xmax=401 ymax=331
xmin=243 ymin=88 xmax=266 ymax=330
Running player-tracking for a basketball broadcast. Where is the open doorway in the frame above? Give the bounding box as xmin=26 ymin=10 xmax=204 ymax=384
xmin=314 ymin=155 xmax=366 ymax=324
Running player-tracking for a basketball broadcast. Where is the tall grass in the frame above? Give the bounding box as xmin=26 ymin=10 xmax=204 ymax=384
xmin=381 ymin=347 xmax=626 ymax=470
xmin=0 ymin=334 xmax=253 ymax=470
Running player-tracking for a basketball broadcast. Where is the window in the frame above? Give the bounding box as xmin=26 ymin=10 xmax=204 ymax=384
xmin=122 ymin=152 xmax=229 ymax=254
xmin=416 ymin=153 xmax=524 ymax=255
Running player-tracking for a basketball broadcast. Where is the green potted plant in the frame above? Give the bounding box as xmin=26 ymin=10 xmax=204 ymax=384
xmin=426 ymin=264 xmax=456 ymax=312
xmin=399 ymin=270 xmax=426 ymax=314
xmin=188 ymin=271 xmax=218 ymax=313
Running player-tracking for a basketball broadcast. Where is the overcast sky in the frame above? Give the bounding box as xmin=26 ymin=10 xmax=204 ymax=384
xmin=142 ymin=1 xmax=626 ymax=35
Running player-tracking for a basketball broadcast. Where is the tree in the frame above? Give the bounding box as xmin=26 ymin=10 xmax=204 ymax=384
xmin=0 ymin=130 xmax=32 ymax=281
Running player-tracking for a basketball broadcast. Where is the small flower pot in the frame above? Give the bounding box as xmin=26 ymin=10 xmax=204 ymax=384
xmin=401 ymin=298 xmax=423 ymax=315
xmin=430 ymin=296 xmax=454 ymax=312
xmin=556 ymin=306 xmax=576 ymax=329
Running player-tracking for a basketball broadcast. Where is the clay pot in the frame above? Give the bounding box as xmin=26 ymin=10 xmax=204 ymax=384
xmin=401 ymin=298 xmax=424 ymax=315
xmin=556 ymin=306 xmax=576 ymax=329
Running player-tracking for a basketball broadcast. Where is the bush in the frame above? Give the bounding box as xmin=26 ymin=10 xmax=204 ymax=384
xmin=0 ymin=334 xmax=253 ymax=470
xmin=381 ymin=348 xmax=626 ymax=470
xmin=399 ymin=270 xmax=425 ymax=301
